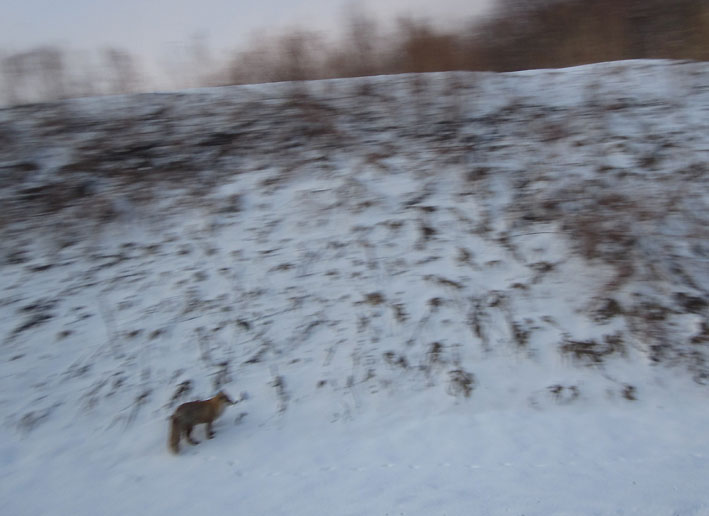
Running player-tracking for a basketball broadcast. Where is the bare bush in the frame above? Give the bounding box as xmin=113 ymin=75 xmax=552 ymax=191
xmin=395 ymin=17 xmax=464 ymax=74
xmin=447 ymin=369 xmax=476 ymax=398
xmin=560 ymin=335 xmax=627 ymax=365
xmin=228 ymin=29 xmax=324 ymax=85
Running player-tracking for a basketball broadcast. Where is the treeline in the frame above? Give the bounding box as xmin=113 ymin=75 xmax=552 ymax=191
xmin=471 ymin=0 xmax=709 ymax=71
xmin=2 ymin=0 xmax=708 ymax=105
xmin=0 ymin=47 xmax=143 ymax=106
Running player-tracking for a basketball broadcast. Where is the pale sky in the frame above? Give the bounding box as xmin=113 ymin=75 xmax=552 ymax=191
xmin=1 ymin=0 xmax=495 ymax=56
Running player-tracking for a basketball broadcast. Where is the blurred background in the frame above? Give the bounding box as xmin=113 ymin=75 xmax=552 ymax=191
xmin=1 ymin=0 xmax=708 ymax=106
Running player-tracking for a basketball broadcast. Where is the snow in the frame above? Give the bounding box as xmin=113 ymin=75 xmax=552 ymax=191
xmin=1 ymin=60 xmax=708 ymax=515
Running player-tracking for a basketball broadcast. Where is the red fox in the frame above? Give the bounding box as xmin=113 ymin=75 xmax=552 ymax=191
xmin=168 ymin=391 xmax=235 ymax=454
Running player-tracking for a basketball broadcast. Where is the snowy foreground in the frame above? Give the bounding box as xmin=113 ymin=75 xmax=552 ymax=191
xmin=1 ymin=60 xmax=708 ymax=515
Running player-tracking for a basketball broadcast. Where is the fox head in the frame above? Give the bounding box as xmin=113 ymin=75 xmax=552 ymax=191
xmin=216 ymin=391 xmax=236 ymax=405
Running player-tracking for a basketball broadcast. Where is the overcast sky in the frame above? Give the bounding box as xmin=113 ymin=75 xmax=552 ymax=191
xmin=1 ymin=0 xmax=495 ymax=57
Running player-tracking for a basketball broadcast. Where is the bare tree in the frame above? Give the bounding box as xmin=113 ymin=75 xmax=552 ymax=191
xmin=36 ymin=47 xmax=66 ymax=100
xmin=1 ymin=47 xmax=68 ymax=104
xmin=273 ymin=29 xmax=323 ymax=83
xmin=342 ymin=6 xmax=381 ymax=76
xmin=103 ymin=48 xmax=140 ymax=94
xmin=2 ymin=52 xmax=28 ymax=105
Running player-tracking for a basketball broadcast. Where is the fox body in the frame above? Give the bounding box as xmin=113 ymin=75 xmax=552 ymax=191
xmin=168 ymin=391 xmax=235 ymax=454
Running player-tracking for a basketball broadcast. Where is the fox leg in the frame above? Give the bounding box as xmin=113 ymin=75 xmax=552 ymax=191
xmin=185 ymin=425 xmax=200 ymax=445
xmin=206 ymin=422 xmax=215 ymax=439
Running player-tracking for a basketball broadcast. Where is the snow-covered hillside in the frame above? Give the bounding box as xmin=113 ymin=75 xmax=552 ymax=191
xmin=1 ymin=60 xmax=708 ymax=515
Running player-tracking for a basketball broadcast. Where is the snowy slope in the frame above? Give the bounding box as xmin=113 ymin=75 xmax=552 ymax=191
xmin=1 ymin=60 xmax=708 ymax=515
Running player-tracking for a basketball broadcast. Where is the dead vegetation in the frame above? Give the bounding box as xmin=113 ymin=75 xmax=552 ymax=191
xmin=271 ymin=374 xmax=290 ymax=413
xmin=4 ymin=0 xmax=709 ymax=107
xmin=560 ymin=335 xmax=627 ymax=365
xmin=447 ymin=369 xmax=476 ymax=398
xmin=548 ymin=384 xmax=580 ymax=404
